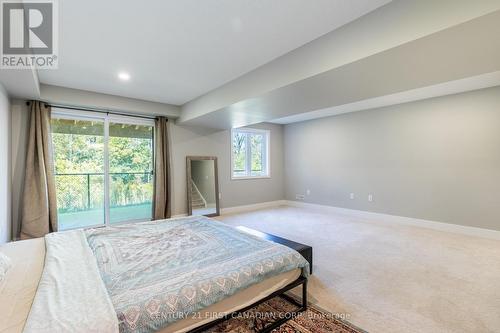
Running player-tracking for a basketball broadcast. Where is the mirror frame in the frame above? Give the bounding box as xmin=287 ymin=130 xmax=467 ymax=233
xmin=186 ymin=156 xmax=220 ymax=217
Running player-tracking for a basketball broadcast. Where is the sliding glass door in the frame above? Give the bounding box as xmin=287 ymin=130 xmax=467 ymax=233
xmin=108 ymin=121 xmax=154 ymax=224
xmin=51 ymin=117 xmax=106 ymax=229
xmin=51 ymin=109 xmax=154 ymax=230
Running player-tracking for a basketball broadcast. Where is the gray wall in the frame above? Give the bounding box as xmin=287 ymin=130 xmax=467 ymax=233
xmin=9 ymin=102 xmax=285 ymax=234
xmin=170 ymin=122 xmax=285 ymax=216
xmin=40 ymin=84 xmax=180 ymax=118
xmin=0 ymin=85 xmax=11 ymax=243
xmin=10 ymin=85 xmax=500 ymax=234
xmin=284 ymin=86 xmax=500 ymax=231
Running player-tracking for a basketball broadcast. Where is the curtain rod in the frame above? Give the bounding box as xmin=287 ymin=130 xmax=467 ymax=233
xmin=26 ymin=101 xmax=164 ymax=121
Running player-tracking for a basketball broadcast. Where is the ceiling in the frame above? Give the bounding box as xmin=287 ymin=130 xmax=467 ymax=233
xmin=7 ymin=1 xmax=499 ymax=129
xmin=0 ymin=68 xmax=40 ymax=99
xmin=37 ymin=0 xmax=390 ymax=105
xmin=271 ymin=71 xmax=500 ymax=124
xmin=177 ymin=3 xmax=500 ymax=129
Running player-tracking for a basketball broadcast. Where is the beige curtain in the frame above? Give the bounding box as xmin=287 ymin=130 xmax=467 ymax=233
xmin=153 ymin=117 xmax=172 ymax=219
xmin=20 ymin=101 xmax=58 ymax=239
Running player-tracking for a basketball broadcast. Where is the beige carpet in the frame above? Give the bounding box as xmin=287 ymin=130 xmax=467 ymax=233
xmin=217 ymin=206 xmax=500 ymax=333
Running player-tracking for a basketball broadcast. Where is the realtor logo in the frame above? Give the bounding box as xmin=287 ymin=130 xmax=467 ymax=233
xmin=1 ymin=0 xmax=58 ymax=68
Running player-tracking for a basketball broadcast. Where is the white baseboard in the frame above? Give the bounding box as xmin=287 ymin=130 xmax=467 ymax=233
xmin=285 ymin=200 xmax=500 ymax=240
xmin=172 ymin=201 xmax=286 ymax=218
xmin=178 ymin=199 xmax=500 ymax=240
xmin=220 ymin=200 xmax=287 ymax=215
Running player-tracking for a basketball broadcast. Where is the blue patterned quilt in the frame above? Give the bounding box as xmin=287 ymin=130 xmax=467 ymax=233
xmin=85 ymin=216 xmax=308 ymax=333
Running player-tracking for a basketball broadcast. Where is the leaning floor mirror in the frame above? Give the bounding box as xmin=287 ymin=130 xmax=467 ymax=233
xmin=186 ymin=156 xmax=220 ymax=217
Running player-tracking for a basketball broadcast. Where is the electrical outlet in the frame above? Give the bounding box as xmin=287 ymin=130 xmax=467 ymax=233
xmin=350 ymin=193 xmax=355 ymax=200
xmin=306 ymin=189 xmax=311 ymax=196
xmin=368 ymin=194 xmax=373 ymax=202
xmin=218 ymin=192 xmax=222 ymax=200
xmin=296 ymin=194 xmax=305 ymax=200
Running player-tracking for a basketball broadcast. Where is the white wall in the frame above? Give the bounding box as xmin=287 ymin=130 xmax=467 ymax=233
xmin=0 ymin=84 xmax=11 ymax=243
xmin=284 ymin=86 xmax=500 ymax=231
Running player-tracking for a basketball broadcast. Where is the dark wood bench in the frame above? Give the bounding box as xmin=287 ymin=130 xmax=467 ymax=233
xmin=236 ymin=226 xmax=313 ymax=274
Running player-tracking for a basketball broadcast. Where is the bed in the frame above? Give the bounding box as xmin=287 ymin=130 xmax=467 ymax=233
xmin=0 ymin=216 xmax=308 ymax=333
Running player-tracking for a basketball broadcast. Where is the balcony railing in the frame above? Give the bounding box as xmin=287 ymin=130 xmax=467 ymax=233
xmin=55 ymin=172 xmax=153 ymax=213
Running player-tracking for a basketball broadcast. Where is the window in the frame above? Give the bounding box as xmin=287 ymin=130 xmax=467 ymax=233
xmin=51 ymin=109 xmax=154 ymax=230
xmin=231 ymin=128 xmax=270 ymax=179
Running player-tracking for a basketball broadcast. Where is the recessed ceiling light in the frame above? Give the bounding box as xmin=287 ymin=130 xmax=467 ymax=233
xmin=118 ymin=71 xmax=130 ymax=81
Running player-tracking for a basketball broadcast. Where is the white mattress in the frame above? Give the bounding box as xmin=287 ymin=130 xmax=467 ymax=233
xmin=0 ymin=238 xmax=301 ymax=333
xmin=0 ymin=239 xmax=45 ymax=333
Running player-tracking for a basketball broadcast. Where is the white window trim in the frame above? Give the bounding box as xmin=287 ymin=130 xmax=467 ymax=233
xmin=51 ymin=108 xmax=155 ymax=230
xmin=231 ymin=127 xmax=271 ymax=180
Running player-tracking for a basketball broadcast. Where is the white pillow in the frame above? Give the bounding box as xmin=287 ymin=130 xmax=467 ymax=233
xmin=0 ymin=251 xmax=11 ymax=283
